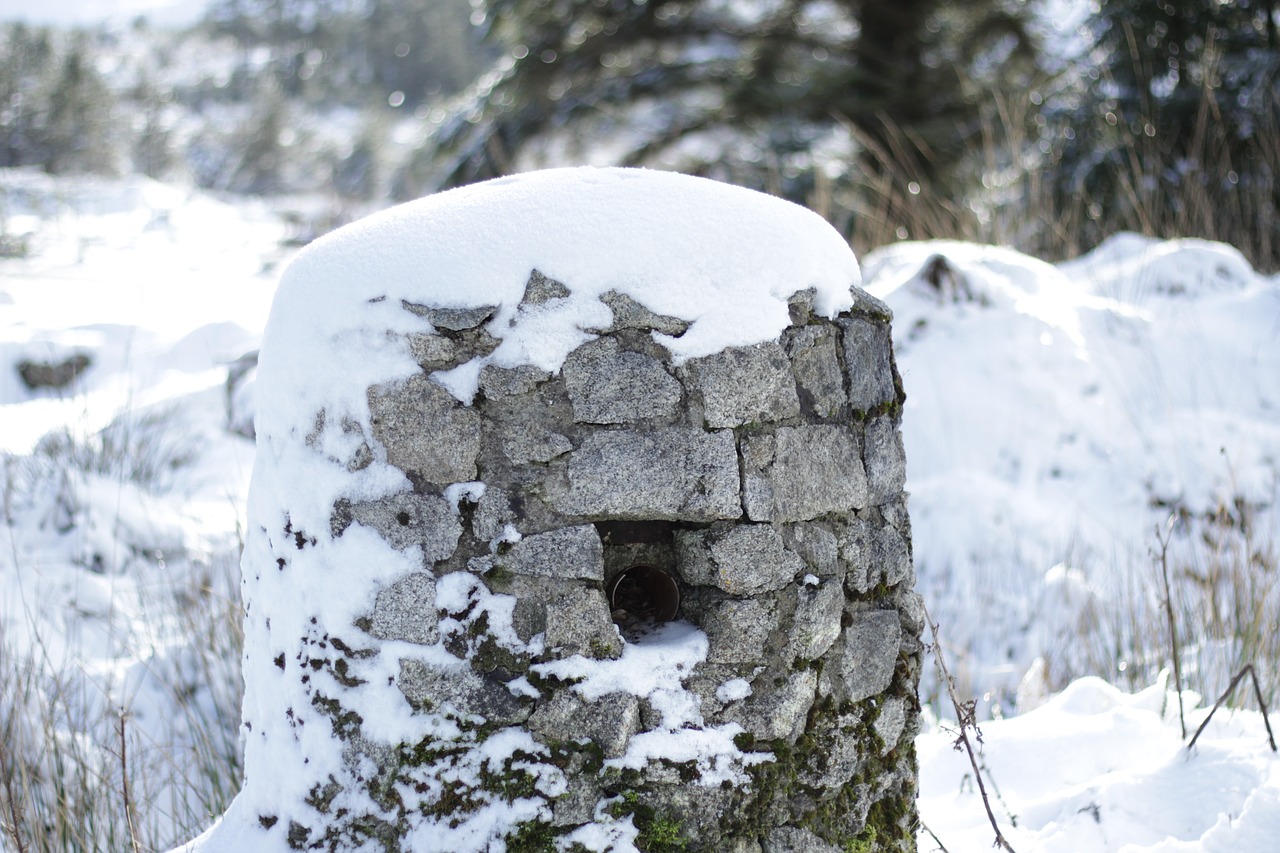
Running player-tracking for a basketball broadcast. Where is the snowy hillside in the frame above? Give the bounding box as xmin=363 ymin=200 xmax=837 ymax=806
xmin=1 ymin=170 xmax=1278 ymax=852
xmin=863 ymin=239 xmax=1280 ymax=709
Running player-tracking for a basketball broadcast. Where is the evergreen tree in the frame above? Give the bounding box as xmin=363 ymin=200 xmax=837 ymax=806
xmin=203 ymin=0 xmax=486 ymax=107
xmin=0 ymin=25 xmax=55 ymax=169
xmin=1048 ymin=0 xmax=1280 ymax=262
xmin=420 ymin=0 xmax=1040 ymax=233
xmin=130 ymin=76 xmax=177 ymax=180
xmin=226 ymin=83 xmax=292 ymax=194
xmin=39 ymin=34 xmax=120 ymax=175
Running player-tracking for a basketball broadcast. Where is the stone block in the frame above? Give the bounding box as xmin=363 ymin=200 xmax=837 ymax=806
xmin=397 ymin=658 xmax=528 ymax=725
xmin=873 ymin=696 xmax=908 ymax=755
xmin=471 ymin=486 xmax=515 ymax=543
xmin=521 ymin=269 xmax=571 ymax=304
xmin=682 ymin=341 xmax=800 ymax=428
xmin=562 ymin=337 xmax=682 ymax=423
xmin=368 ymin=375 xmax=480 ymax=484
xmin=785 ymin=325 xmax=847 ymax=419
xmin=495 ymin=524 xmax=604 ymax=581
xmin=781 ymin=523 xmax=840 ymax=578
xmin=797 ymin=710 xmax=863 ymax=789
xmin=676 ymin=523 xmax=804 ymax=595
xmin=369 ymin=573 xmax=438 ymax=645
xmin=402 ymin=302 xmax=497 ymax=331
xmin=897 ymin=589 xmax=926 ymax=636
xmin=549 ymin=427 xmax=740 ymax=521
xmin=643 ymin=785 xmax=733 ymax=849
xmin=501 ymin=423 xmax=573 ymax=464
xmin=334 ymin=492 xmax=461 ymax=561
xmin=742 ymin=426 xmax=868 ymax=522
xmin=725 ymin=839 xmax=764 ymax=853
xmin=841 ymin=610 xmax=901 ymax=703
xmin=787 ymin=581 xmax=844 ymax=661
xmin=544 ymin=586 xmax=622 ymax=658
xmin=527 ymin=691 xmax=640 ymax=758
xmin=701 ymin=597 xmax=780 ymax=664
xmin=407 ymin=333 xmax=457 ymax=370
xmin=850 ymin=287 xmax=893 ymax=320
xmin=478 ymin=364 xmax=551 ymax=398
xmin=551 ymin=769 xmax=602 ymax=826
xmin=863 ymin=416 xmax=907 ymax=504
xmin=837 ymin=518 xmax=912 ymax=595
xmin=839 ymin=317 xmax=896 ymax=413
xmin=727 ymin=669 xmax=817 ymax=742
xmin=685 ymin=663 xmax=750 ymax=716
xmin=589 ymin=289 xmax=690 ymax=336
xmin=763 ymin=827 xmax=843 ymax=853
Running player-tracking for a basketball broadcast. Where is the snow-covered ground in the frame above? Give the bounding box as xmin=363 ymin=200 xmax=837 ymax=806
xmin=1 ymin=169 xmax=1277 ymax=851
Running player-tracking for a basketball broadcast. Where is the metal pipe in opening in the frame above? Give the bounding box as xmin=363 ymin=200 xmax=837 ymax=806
xmin=608 ymin=564 xmax=681 ymax=625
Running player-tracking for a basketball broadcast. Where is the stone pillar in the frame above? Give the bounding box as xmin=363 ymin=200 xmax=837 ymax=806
xmin=195 ymin=168 xmax=921 ymax=853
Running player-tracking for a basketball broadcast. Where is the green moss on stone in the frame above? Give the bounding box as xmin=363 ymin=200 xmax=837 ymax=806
xmin=608 ymin=790 xmax=690 ymax=853
xmin=505 ymin=819 xmax=559 ymax=852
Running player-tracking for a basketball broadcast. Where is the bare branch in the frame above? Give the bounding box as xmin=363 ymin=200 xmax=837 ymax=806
xmin=1187 ymin=664 xmax=1278 ymax=753
xmin=925 ymin=603 xmax=1018 ymax=853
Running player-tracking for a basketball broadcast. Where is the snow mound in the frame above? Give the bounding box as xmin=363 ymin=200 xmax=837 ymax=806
xmin=1061 ymin=232 xmax=1257 ymax=300
xmin=862 ymin=240 xmax=1077 ymax=309
xmin=261 ymin=166 xmax=861 ymax=415
xmin=863 ymin=238 xmax=1280 ymax=714
xmin=920 ymin=675 xmax=1280 ymax=852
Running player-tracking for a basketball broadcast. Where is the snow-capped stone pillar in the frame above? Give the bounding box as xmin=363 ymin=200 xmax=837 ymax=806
xmin=194 ymin=168 xmax=921 ymax=852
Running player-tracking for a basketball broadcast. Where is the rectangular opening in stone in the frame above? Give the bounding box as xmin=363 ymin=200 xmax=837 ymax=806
xmin=594 ymin=519 xmax=676 ymax=545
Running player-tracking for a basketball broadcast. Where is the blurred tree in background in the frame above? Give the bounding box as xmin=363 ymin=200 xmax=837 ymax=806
xmin=1046 ymin=0 xmax=1280 ymax=263
xmin=0 ymin=26 xmax=121 ymax=175
xmin=3 ymin=0 xmax=1278 ymax=267
xmin=204 ymin=0 xmax=487 ymax=107
xmin=420 ymin=0 xmax=1042 ymax=238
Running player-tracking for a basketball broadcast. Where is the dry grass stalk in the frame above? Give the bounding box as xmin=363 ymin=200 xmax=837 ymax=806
xmin=926 ymin=603 xmax=1019 ymax=853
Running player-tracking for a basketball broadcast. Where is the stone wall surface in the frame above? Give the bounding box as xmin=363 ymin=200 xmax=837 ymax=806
xmin=220 ymin=169 xmax=921 ymax=853
xmin=248 ymin=270 xmax=922 ymax=852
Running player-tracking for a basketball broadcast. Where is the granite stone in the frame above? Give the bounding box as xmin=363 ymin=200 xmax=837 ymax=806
xmin=544 ymin=585 xmax=622 ymax=658
xmin=369 ymin=573 xmax=439 ymax=645
xmin=727 ymin=669 xmax=817 ymax=741
xmin=335 ymin=492 xmax=461 ymax=561
xmin=763 ymin=827 xmax=844 ymax=853
xmin=368 ymin=375 xmax=480 ymax=484
xmin=397 ymin=658 xmax=528 ymax=725
xmin=785 ymin=324 xmax=847 ymax=419
xmin=562 ymin=337 xmax=682 ymax=423
xmin=527 ymin=691 xmax=640 ymax=758
xmin=676 ymin=523 xmax=804 ymax=595
xmin=841 ymin=610 xmax=902 ymax=703
xmin=742 ymin=425 xmax=869 ymax=522
xmin=839 ymin=317 xmax=896 ymax=413
xmin=549 ymin=427 xmax=740 ymax=521
xmin=682 ymin=341 xmax=800 ymax=428
xmin=495 ymin=524 xmax=604 ymax=581
xmin=701 ymin=597 xmax=780 ymax=664
xmin=788 ymin=580 xmax=845 ymax=661
xmin=863 ymin=415 xmax=907 ymax=504
xmin=589 ymin=289 xmax=690 ymax=336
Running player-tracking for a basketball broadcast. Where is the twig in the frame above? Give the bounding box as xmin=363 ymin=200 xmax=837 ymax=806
xmin=1187 ymin=664 xmax=1279 ymax=753
xmin=979 ymin=759 xmax=1018 ymax=828
xmin=918 ymin=817 xmax=953 ymax=853
xmin=0 ymin=731 xmax=30 ymax=853
xmin=925 ymin=603 xmax=1018 ymax=853
xmin=118 ymin=709 xmax=142 ymax=853
xmin=1154 ymin=517 xmax=1187 ymax=738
